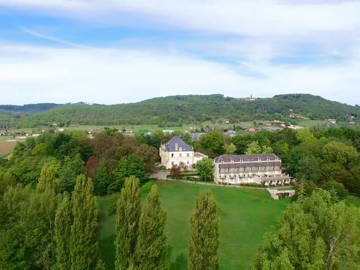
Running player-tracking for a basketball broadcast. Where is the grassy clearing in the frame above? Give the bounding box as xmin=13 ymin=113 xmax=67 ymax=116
xmin=297 ymin=119 xmax=326 ymax=127
xmin=98 ymin=181 xmax=289 ymax=270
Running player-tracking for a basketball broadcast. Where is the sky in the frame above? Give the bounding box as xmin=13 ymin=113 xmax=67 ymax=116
xmin=0 ymin=0 xmax=359 ymax=105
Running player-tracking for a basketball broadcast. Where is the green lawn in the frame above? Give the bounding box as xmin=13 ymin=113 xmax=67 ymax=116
xmin=297 ymin=119 xmax=327 ymax=127
xmin=98 ymin=181 xmax=290 ymax=269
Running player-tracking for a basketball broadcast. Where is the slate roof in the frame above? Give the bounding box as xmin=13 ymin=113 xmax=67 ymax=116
xmin=215 ymin=154 xmax=280 ymax=164
xmin=164 ymin=136 xmax=193 ymax=152
xmin=191 ymin=133 xmax=205 ymax=142
xmin=219 ymin=161 xmax=281 ymax=169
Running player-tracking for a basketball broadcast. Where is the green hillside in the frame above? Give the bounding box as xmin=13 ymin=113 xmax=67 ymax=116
xmin=1 ymin=94 xmax=359 ymax=127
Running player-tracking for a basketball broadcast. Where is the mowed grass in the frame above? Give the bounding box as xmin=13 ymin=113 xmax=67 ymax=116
xmin=98 ymin=181 xmax=290 ymax=270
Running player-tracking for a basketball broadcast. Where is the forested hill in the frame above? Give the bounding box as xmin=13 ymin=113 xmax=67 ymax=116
xmin=1 ymin=94 xmax=359 ymax=127
xmin=0 ymin=103 xmax=61 ymax=115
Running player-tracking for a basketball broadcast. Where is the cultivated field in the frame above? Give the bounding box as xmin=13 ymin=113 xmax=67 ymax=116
xmin=0 ymin=140 xmax=17 ymax=157
xmin=98 ymin=181 xmax=290 ymax=270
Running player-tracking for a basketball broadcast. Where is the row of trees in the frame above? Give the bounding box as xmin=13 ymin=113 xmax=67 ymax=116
xmin=0 ymin=164 xmax=220 ymax=270
xmin=185 ymin=127 xmax=360 ymax=196
xmin=0 ymin=131 xmax=159 ymax=195
xmin=0 ymin=166 xmax=103 ymax=269
xmin=115 ymin=177 xmax=219 ymax=270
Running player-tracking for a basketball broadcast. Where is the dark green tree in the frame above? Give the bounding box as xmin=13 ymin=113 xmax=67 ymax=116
xmin=94 ymin=163 xmax=112 ymax=195
xmin=21 ymin=187 xmax=59 ymax=269
xmin=189 ymin=192 xmax=219 ymax=270
xmin=111 ymin=155 xmax=146 ymax=192
xmin=134 ymin=185 xmax=169 ymax=270
xmin=70 ymin=175 xmax=102 ymax=269
xmin=55 ymin=193 xmax=72 ymax=270
xmin=198 ymin=131 xmax=225 ymax=158
xmin=196 ymin=158 xmax=214 ymax=182
xmin=115 ymin=176 xmax=141 ymax=270
xmin=0 ymin=185 xmax=28 ymax=269
xmin=59 ymin=154 xmax=85 ymax=192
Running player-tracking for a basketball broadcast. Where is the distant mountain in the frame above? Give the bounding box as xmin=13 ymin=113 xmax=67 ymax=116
xmin=0 ymin=103 xmax=62 ymax=115
xmin=1 ymin=94 xmax=359 ymax=127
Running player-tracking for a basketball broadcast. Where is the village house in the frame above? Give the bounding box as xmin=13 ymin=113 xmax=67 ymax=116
xmin=224 ymin=130 xmax=236 ymax=138
xmin=214 ymin=154 xmax=291 ymax=186
xmin=191 ymin=132 xmax=205 ymax=142
xmin=160 ymin=136 xmax=207 ymax=170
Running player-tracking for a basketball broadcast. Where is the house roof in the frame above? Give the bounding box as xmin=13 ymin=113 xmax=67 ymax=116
xmin=191 ymin=133 xmax=205 ymax=142
xmin=215 ymin=154 xmax=280 ymax=164
xmin=164 ymin=136 xmax=193 ymax=152
xmin=219 ymin=161 xmax=281 ymax=169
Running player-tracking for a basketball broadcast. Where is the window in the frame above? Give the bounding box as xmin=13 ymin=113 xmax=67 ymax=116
xmin=179 ymin=153 xmax=182 ymax=157
xmin=187 ymin=153 xmax=190 ymax=157
xmin=171 ymin=153 xmax=174 ymax=157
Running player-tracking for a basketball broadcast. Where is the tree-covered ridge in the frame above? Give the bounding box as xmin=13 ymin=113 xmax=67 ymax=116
xmin=0 ymin=103 xmax=61 ymax=115
xmin=1 ymin=94 xmax=358 ymax=127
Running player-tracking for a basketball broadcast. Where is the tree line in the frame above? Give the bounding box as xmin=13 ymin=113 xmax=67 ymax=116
xmin=2 ymin=94 xmax=359 ymax=128
xmin=0 ymin=166 xmax=220 ymax=269
xmin=2 ymin=166 xmax=359 ymax=269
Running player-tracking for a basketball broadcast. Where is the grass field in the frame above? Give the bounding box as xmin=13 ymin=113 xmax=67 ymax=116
xmin=98 ymin=181 xmax=290 ymax=270
xmin=66 ymin=124 xmax=194 ymax=133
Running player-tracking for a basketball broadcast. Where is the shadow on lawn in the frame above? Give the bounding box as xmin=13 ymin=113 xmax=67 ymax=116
xmin=171 ymin=253 xmax=187 ymax=270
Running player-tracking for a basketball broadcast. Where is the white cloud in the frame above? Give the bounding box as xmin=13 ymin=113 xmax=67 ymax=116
xmin=0 ymin=43 xmax=359 ymax=105
xmin=2 ymin=0 xmax=360 ymax=37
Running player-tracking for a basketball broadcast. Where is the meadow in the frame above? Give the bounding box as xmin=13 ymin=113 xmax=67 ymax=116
xmin=98 ymin=181 xmax=290 ymax=270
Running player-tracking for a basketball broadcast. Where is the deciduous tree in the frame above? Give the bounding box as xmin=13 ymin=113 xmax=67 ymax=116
xmin=254 ymin=190 xmax=360 ymax=269
xmin=196 ymin=158 xmax=214 ymax=182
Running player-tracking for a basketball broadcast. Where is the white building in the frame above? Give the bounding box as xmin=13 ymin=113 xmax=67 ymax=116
xmin=160 ymin=136 xmax=207 ymax=169
xmin=214 ymin=154 xmax=291 ymax=186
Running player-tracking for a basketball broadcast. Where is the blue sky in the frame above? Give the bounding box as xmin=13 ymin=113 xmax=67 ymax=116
xmin=0 ymin=0 xmax=359 ymax=105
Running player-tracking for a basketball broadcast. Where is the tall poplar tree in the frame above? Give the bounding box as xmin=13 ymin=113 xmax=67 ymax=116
xmin=23 ymin=188 xmax=59 ymax=269
xmin=70 ymin=175 xmax=101 ymax=269
xmin=37 ymin=161 xmax=60 ymax=193
xmin=189 ymin=192 xmax=219 ymax=270
xmin=21 ymin=168 xmax=60 ymax=269
xmin=134 ymin=185 xmax=169 ymax=270
xmin=55 ymin=193 xmax=72 ymax=270
xmin=115 ymin=176 xmax=141 ymax=270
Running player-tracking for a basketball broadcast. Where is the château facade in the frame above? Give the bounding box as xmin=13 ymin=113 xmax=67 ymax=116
xmin=160 ymin=136 xmax=207 ymax=169
xmin=214 ymin=154 xmax=291 ymax=186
